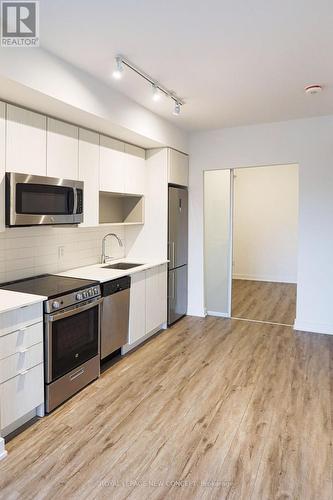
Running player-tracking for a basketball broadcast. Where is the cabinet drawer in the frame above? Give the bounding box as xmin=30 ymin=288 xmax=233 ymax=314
xmin=0 ymin=303 xmax=43 ymax=337
xmin=0 ymin=363 xmax=44 ymax=430
xmin=0 ymin=343 xmax=43 ymax=384
xmin=0 ymin=322 xmax=43 ymax=360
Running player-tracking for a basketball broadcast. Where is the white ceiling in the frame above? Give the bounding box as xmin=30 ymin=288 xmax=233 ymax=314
xmin=40 ymin=0 xmax=333 ymax=131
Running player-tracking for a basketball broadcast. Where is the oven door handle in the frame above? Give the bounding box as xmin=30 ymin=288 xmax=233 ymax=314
xmin=46 ymin=297 xmax=103 ymax=322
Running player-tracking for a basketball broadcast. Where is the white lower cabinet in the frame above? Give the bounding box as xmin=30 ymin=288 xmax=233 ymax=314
xmin=145 ymin=265 xmax=167 ymax=333
xmin=0 ymin=343 xmax=43 ymax=384
xmin=0 ymin=321 xmax=43 ymax=360
xmin=128 ymin=271 xmax=146 ymax=344
xmin=0 ymin=303 xmax=44 ymax=443
xmin=0 ymin=364 xmax=44 ymax=430
xmin=125 ymin=264 xmax=167 ymax=352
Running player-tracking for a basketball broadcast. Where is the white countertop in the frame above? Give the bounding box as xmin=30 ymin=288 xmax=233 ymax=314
xmin=0 ymin=289 xmax=47 ymax=314
xmin=56 ymin=258 xmax=169 ymax=283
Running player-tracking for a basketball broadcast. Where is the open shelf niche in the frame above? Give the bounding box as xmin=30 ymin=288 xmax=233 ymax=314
xmin=99 ymin=192 xmax=144 ymax=225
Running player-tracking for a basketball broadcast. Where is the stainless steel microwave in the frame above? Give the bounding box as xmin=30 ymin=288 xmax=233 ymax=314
xmin=5 ymin=172 xmax=84 ymax=227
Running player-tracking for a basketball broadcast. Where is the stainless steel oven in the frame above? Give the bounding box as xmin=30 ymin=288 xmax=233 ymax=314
xmin=6 ymin=172 xmax=84 ymax=226
xmin=44 ymin=288 xmax=102 ymax=412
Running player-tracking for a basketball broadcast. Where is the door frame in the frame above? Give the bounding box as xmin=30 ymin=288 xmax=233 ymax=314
xmin=204 ymin=163 xmax=299 ymax=319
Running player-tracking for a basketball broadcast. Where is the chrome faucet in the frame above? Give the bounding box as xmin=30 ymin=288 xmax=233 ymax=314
xmin=101 ymin=233 xmax=123 ymax=263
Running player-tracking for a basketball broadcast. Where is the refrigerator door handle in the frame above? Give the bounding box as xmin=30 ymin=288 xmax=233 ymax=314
xmin=172 ymin=241 xmax=175 ymax=268
xmin=167 ymin=272 xmax=176 ymax=300
xmin=168 ymin=241 xmax=175 ymax=268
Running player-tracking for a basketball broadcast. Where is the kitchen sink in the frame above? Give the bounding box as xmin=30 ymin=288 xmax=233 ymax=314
xmin=102 ymin=262 xmax=143 ymax=270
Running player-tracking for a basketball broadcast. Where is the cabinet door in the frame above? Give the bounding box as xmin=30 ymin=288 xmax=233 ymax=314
xmin=146 ymin=264 xmax=167 ymax=334
xmin=124 ymin=144 xmax=146 ymax=195
xmin=6 ymin=104 xmax=47 ymax=176
xmin=100 ymin=135 xmax=125 ymax=193
xmin=168 ymin=149 xmax=189 ymax=187
xmin=47 ymin=118 xmax=79 ymax=179
xmin=0 ymin=102 xmax=5 ymax=232
xmin=78 ymin=128 xmax=99 ymax=226
xmin=0 ymin=363 xmax=43 ymax=431
xmin=128 ymin=271 xmax=146 ymax=344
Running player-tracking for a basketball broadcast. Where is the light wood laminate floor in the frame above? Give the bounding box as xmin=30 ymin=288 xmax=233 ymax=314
xmin=1 ymin=316 xmax=332 ymax=500
xmin=232 ymin=279 xmax=297 ymax=325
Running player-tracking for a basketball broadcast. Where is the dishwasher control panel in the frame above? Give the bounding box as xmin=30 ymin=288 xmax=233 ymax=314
xmin=101 ymin=276 xmax=131 ymax=296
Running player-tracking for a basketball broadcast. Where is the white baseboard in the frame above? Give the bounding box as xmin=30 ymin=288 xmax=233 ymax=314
xmin=233 ymin=274 xmax=296 ymax=284
xmin=294 ymin=320 xmax=333 ymax=335
xmin=0 ymin=438 xmax=7 ymax=460
xmin=187 ymin=308 xmax=206 ymax=318
xmin=206 ymin=310 xmax=230 ymax=318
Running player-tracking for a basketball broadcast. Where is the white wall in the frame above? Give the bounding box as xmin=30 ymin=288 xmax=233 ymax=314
xmin=0 ymin=48 xmax=188 ymax=151
xmin=204 ymin=170 xmax=231 ymax=315
xmin=0 ymin=226 xmax=125 ymax=283
xmin=233 ymin=165 xmax=298 ymax=283
xmin=189 ymin=115 xmax=333 ymax=335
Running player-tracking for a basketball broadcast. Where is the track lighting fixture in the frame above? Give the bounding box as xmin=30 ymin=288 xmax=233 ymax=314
xmin=152 ymin=84 xmax=161 ymax=101
xmin=112 ymin=56 xmax=124 ymax=79
xmin=172 ymin=102 xmax=181 ymax=116
xmin=112 ymin=55 xmax=184 ymax=115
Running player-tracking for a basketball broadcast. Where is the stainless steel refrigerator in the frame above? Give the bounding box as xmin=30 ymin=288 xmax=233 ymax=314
xmin=168 ymin=186 xmax=188 ymax=325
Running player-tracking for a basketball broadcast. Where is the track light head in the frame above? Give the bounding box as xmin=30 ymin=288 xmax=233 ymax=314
xmin=173 ymin=101 xmax=181 ymax=116
xmin=152 ymin=84 xmax=161 ymax=101
xmin=112 ymin=56 xmax=124 ymax=80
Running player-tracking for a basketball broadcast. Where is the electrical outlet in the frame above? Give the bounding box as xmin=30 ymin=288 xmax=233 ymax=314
xmin=58 ymin=246 xmax=65 ymax=259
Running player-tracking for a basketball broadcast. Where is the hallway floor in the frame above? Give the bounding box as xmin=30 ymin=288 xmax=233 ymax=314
xmin=232 ymin=279 xmax=297 ymax=325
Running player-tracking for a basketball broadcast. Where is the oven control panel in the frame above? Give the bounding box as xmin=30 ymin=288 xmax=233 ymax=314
xmin=75 ymin=286 xmax=100 ymax=302
xmin=45 ymin=285 xmax=101 ymax=314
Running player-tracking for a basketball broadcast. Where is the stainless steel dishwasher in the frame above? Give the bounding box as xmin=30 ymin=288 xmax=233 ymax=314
xmin=100 ymin=276 xmax=131 ymax=360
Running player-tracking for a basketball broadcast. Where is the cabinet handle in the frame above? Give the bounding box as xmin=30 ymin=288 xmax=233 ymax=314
xmin=19 ymin=328 xmax=27 ymax=334
xmin=70 ymin=368 xmax=84 ymax=381
xmin=19 ymin=348 xmax=28 ymax=354
xmin=19 ymin=369 xmax=28 ymax=376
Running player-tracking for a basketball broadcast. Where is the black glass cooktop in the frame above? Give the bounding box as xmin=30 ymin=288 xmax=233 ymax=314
xmin=1 ymin=274 xmax=99 ymax=299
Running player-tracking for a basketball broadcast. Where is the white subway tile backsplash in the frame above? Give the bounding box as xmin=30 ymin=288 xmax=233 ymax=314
xmin=0 ymin=225 xmax=125 ymax=283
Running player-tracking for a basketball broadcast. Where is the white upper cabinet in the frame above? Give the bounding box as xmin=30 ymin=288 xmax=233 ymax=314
xmin=47 ymin=118 xmax=79 ymax=179
xmin=6 ymin=104 xmax=47 ymax=176
xmin=78 ymin=128 xmax=99 ymax=227
xmin=0 ymin=102 xmax=5 ymax=233
xmin=145 ymin=264 xmax=167 ymax=334
xmin=99 ymin=135 xmax=125 ymax=193
xmin=123 ymin=144 xmax=146 ymax=195
xmin=168 ymin=149 xmax=189 ymax=187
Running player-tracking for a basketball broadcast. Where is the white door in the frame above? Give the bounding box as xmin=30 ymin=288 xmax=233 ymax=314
xmin=47 ymin=118 xmax=79 ymax=179
xmin=204 ymin=170 xmax=232 ymax=317
xmin=145 ymin=264 xmax=167 ymax=334
xmin=123 ymin=144 xmax=146 ymax=195
xmin=128 ymin=271 xmax=146 ymax=344
xmin=78 ymin=129 xmax=99 ymax=226
xmin=6 ymin=104 xmax=47 ymax=176
xmin=0 ymin=102 xmax=5 ymax=232
xmin=99 ymin=135 xmax=125 ymax=193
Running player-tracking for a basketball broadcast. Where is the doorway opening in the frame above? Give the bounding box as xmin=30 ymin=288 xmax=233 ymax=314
xmin=204 ymin=164 xmax=299 ymax=326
